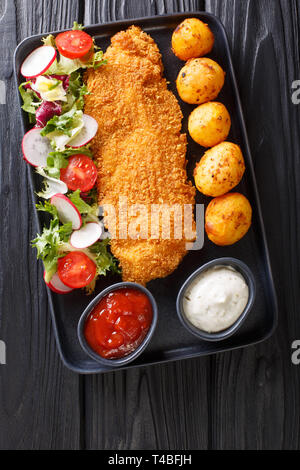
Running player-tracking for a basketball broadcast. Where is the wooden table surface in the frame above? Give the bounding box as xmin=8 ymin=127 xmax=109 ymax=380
xmin=0 ymin=0 xmax=299 ymax=450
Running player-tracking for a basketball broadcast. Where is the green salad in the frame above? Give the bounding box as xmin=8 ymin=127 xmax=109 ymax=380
xmin=19 ymin=22 xmax=119 ymax=294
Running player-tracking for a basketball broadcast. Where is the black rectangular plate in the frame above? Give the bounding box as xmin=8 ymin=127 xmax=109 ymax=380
xmin=14 ymin=12 xmax=278 ymax=374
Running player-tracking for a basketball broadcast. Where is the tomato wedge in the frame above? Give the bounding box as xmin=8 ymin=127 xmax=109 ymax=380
xmin=57 ymin=251 xmax=97 ymax=289
xmin=55 ymin=30 xmax=93 ymax=59
xmin=60 ymin=154 xmax=97 ymax=192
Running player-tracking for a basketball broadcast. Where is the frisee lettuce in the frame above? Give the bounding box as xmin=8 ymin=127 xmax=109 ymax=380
xmin=68 ymin=189 xmax=99 ymax=222
xmin=72 ymin=21 xmax=84 ymax=31
xmin=32 ymin=198 xmax=119 ymax=290
xmin=66 ymin=71 xmax=90 ymax=111
xmin=87 ymin=47 xmax=107 ymax=70
xmin=42 ymin=29 xmax=106 ymax=75
xmin=32 ymin=201 xmax=72 ymax=282
xmin=46 ymin=50 xmax=106 ymax=75
xmin=89 ymin=239 xmax=120 ymax=277
xmin=35 ymin=167 xmax=68 ymax=198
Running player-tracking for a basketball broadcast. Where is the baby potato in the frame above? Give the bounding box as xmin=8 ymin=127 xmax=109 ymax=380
xmin=176 ymin=58 xmax=225 ymax=104
xmin=205 ymin=193 xmax=252 ymax=246
xmin=188 ymin=102 xmax=231 ymax=147
xmin=172 ymin=18 xmax=214 ymax=61
xmin=194 ymin=142 xmax=245 ymax=197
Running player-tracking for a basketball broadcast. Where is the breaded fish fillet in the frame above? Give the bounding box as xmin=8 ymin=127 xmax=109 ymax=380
xmin=84 ymin=26 xmax=195 ymax=285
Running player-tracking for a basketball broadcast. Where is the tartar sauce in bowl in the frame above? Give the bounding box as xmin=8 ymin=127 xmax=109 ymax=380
xmin=183 ymin=265 xmax=249 ymax=333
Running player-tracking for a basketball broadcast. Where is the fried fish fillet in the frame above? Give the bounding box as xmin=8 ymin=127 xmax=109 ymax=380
xmin=84 ymin=26 xmax=195 ymax=285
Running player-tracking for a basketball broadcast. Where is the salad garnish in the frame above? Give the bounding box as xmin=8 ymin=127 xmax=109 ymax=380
xmin=19 ymin=22 xmax=119 ymax=293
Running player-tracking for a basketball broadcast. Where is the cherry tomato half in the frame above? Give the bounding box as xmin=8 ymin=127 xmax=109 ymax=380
xmin=60 ymin=154 xmax=97 ymax=192
xmin=57 ymin=251 xmax=97 ymax=289
xmin=55 ymin=30 xmax=93 ymax=59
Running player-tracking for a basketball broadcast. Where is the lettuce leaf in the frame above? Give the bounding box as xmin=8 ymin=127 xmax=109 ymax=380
xmin=68 ymin=189 xmax=99 ymax=221
xmin=35 ymin=168 xmax=68 ymax=198
xmin=89 ymin=239 xmax=120 ymax=276
xmin=72 ymin=21 xmax=84 ymax=31
xmin=47 ymin=51 xmax=106 ymax=75
xmin=40 ymin=107 xmax=83 ymax=150
xmin=18 ymin=82 xmax=41 ymax=123
xmin=32 ymin=202 xmax=119 ymax=289
xmin=44 ymin=145 xmax=93 ymax=179
xmin=42 ymin=34 xmax=83 ymax=74
xmin=42 ymin=29 xmax=106 ymax=75
xmin=40 ymin=107 xmax=82 ymax=137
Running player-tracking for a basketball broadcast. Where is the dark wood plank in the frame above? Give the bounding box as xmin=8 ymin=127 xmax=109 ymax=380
xmin=84 ymin=0 xmax=204 ymax=24
xmin=84 ymin=360 xmax=209 ymax=450
xmin=206 ymin=0 xmax=300 ymax=449
xmin=0 ymin=0 xmax=82 ymax=449
xmin=83 ymin=0 xmax=210 ymax=451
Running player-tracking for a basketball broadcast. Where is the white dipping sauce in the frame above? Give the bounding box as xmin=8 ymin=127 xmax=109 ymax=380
xmin=183 ymin=266 xmax=249 ymax=333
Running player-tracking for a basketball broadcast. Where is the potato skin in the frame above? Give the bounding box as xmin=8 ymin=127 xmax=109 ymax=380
xmin=194 ymin=142 xmax=245 ymax=197
xmin=188 ymin=102 xmax=231 ymax=147
xmin=172 ymin=18 xmax=214 ymax=61
xmin=205 ymin=193 xmax=252 ymax=246
xmin=176 ymin=58 xmax=225 ymax=104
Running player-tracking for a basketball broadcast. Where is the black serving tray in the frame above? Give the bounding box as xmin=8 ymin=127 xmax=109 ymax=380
xmin=14 ymin=12 xmax=278 ymax=374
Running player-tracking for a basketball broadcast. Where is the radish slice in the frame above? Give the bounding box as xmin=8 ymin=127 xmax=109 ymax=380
xmin=22 ymin=128 xmax=52 ymax=167
xmin=70 ymin=222 xmax=103 ymax=249
xmin=44 ymin=271 xmax=73 ymax=294
xmin=21 ymin=46 xmax=57 ymax=78
xmin=50 ymin=193 xmax=82 ymax=229
xmin=68 ymin=114 xmax=98 ymax=148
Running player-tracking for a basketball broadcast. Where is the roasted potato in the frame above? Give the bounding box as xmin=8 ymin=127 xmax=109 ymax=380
xmin=194 ymin=142 xmax=245 ymax=197
xmin=176 ymin=58 xmax=225 ymax=104
xmin=205 ymin=193 xmax=252 ymax=246
xmin=172 ymin=18 xmax=214 ymax=61
xmin=188 ymin=102 xmax=231 ymax=147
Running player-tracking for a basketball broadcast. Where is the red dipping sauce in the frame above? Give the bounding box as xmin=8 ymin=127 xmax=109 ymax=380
xmin=84 ymin=288 xmax=153 ymax=359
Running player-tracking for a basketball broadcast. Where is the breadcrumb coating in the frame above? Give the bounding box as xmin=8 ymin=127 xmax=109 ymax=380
xmin=84 ymin=26 xmax=195 ymax=284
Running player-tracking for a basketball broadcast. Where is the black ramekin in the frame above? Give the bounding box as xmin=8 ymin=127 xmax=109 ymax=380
xmin=78 ymin=282 xmax=158 ymax=367
xmin=176 ymin=258 xmax=256 ymax=342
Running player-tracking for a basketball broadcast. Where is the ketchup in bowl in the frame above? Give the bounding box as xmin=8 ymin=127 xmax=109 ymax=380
xmin=84 ymin=288 xmax=153 ymax=359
